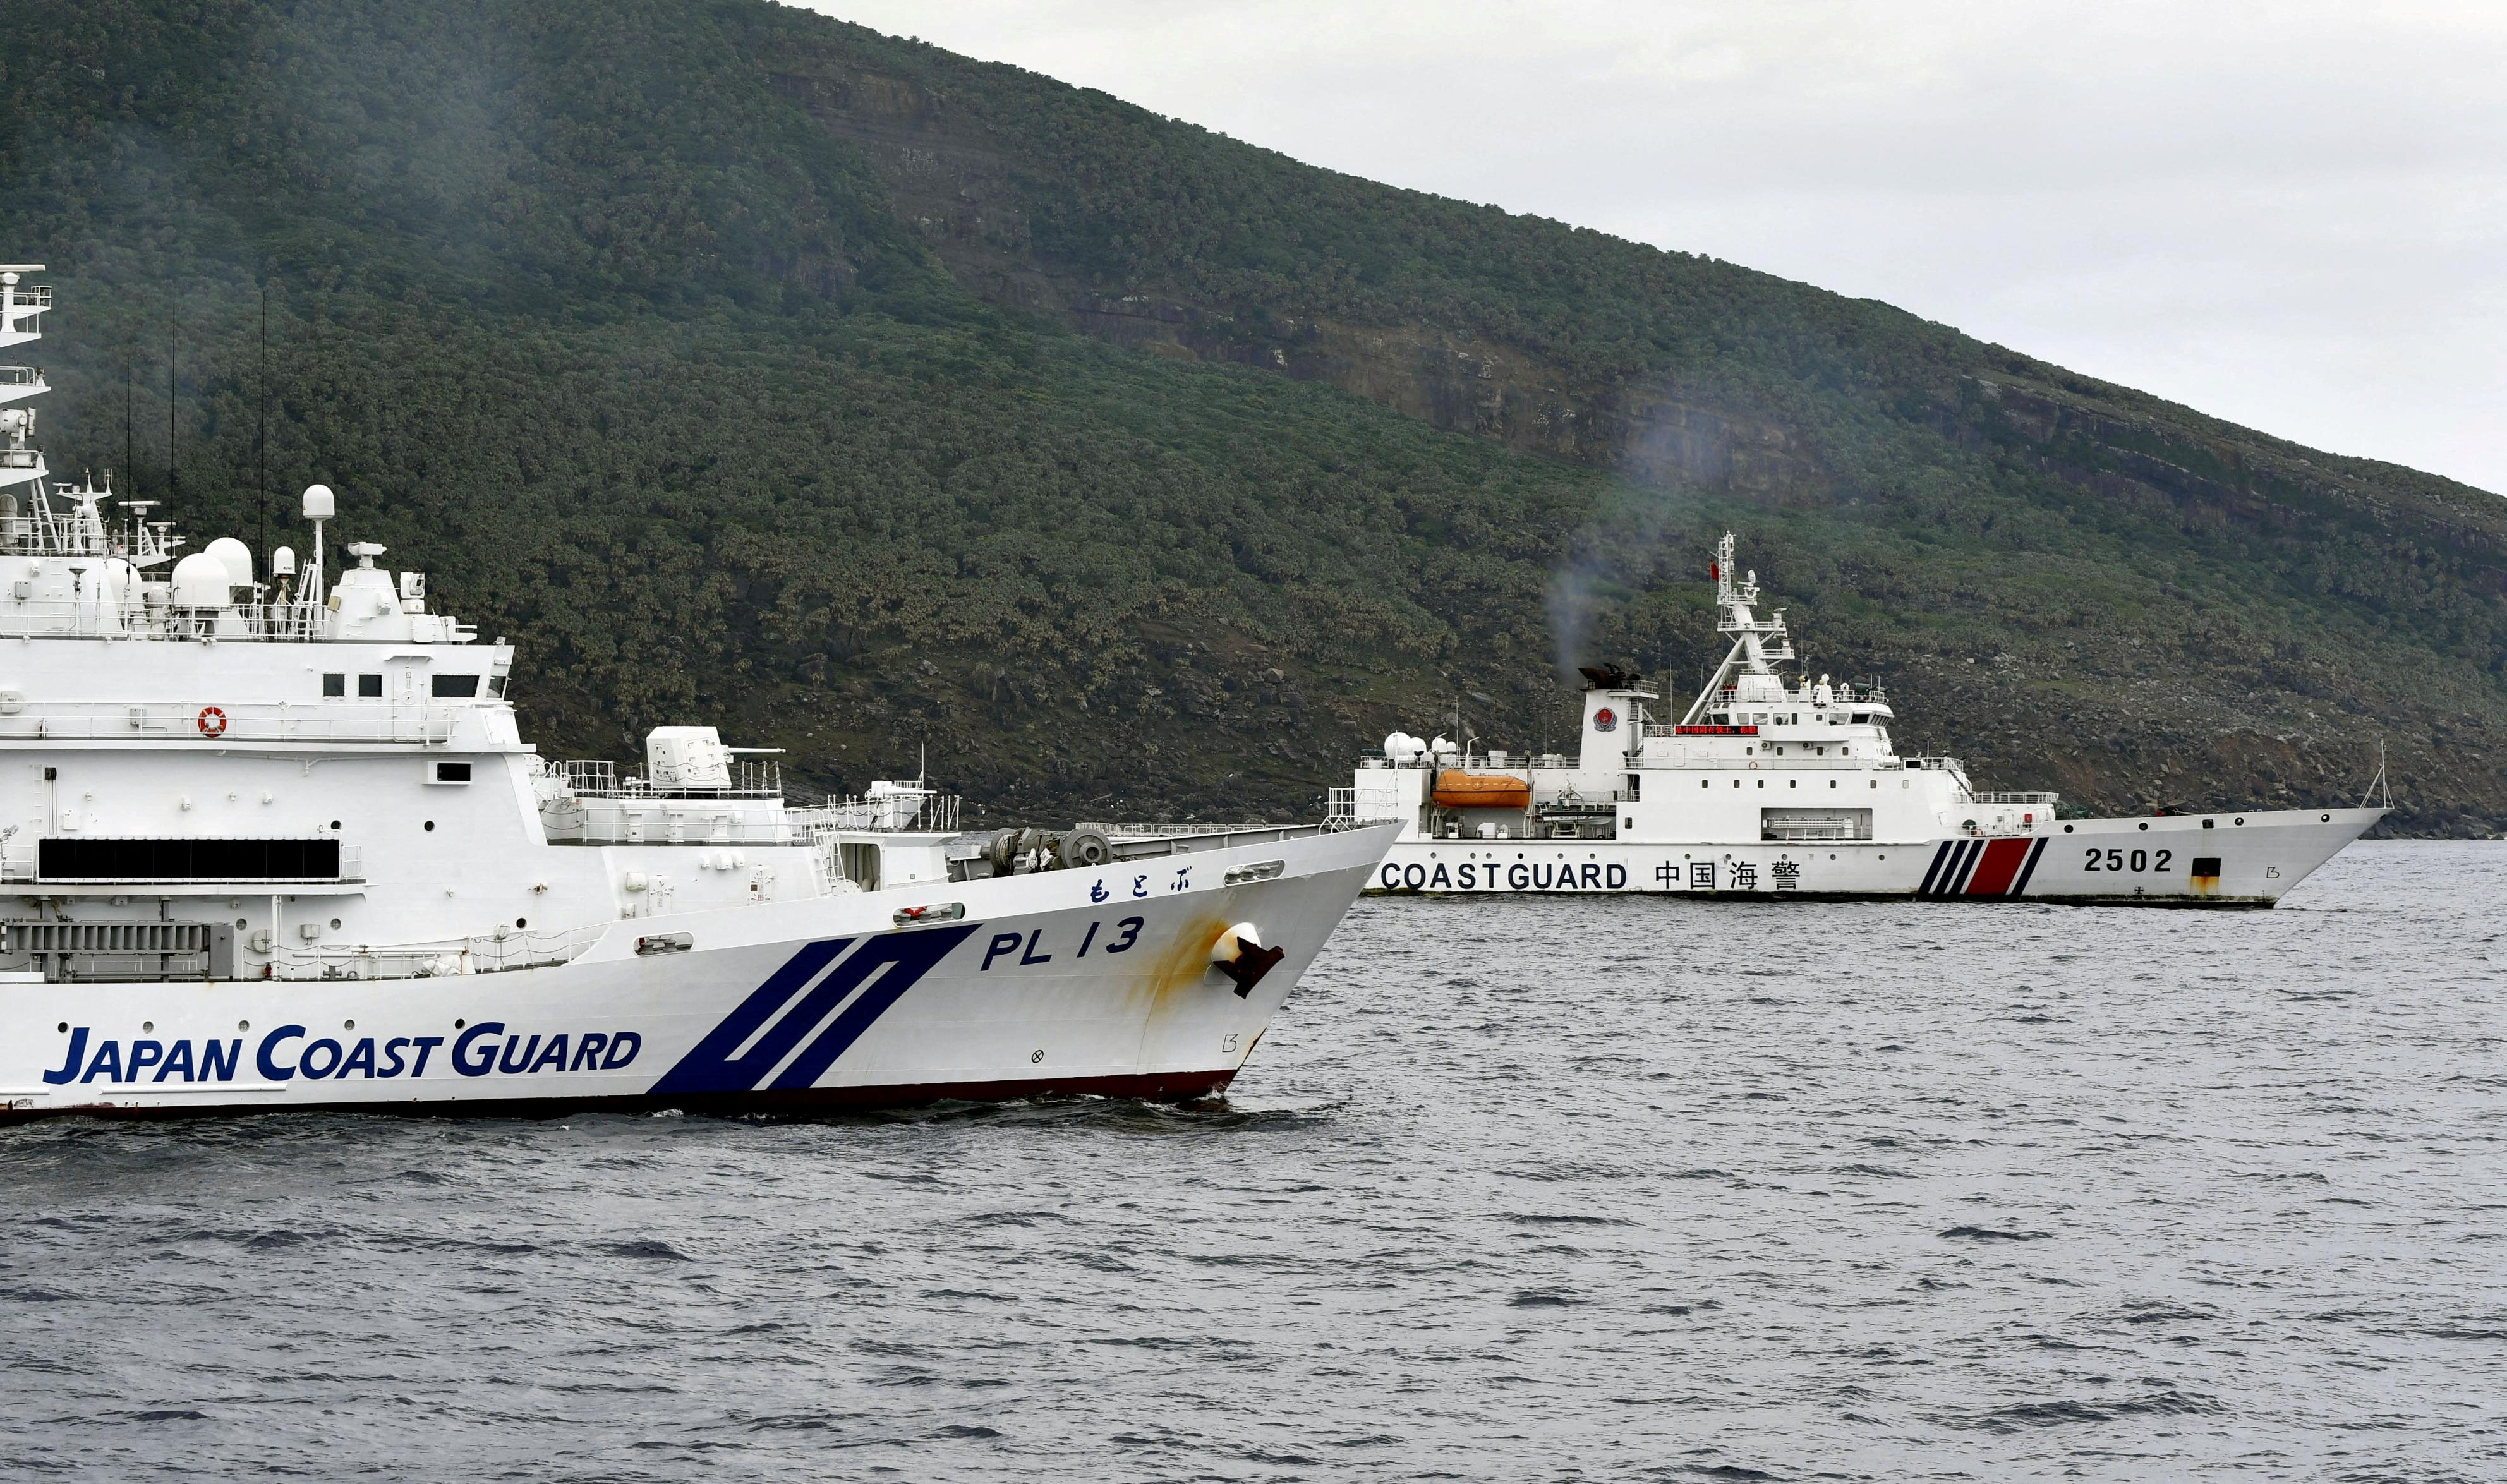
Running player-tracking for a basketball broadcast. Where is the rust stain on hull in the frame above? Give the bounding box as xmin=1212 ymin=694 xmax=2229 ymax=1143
xmin=1132 ymin=910 xmax=1233 ymax=1013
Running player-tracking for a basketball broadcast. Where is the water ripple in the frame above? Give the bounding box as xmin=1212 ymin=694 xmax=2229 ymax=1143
xmin=2 ymin=842 xmax=2503 ymax=1478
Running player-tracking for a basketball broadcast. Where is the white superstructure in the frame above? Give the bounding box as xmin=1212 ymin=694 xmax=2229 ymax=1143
xmin=0 ymin=269 xmax=1396 ymax=1119
xmin=1345 ymin=533 xmax=2381 ymax=904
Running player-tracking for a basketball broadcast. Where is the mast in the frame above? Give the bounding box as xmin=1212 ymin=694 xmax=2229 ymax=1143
xmin=1680 ymin=533 xmax=1799 ymax=723
xmin=0 ymin=267 xmax=52 ymax=524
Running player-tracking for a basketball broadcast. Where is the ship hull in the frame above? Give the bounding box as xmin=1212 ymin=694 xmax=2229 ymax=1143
xmin=1 ymin=825 xmax=1396 ymax=1121
xmin=1367 ymin=808 xmax=2379 ymax=906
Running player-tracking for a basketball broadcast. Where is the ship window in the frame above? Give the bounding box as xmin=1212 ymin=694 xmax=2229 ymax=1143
xmin=1701 ymin=780 xmax=1710 ymax=788
xmin=322 ymin=673 xmax=345 ymax=697
xmin=431 ymin=674 xmax=480 ymax=697
xmin=358 ymin=673 xmax=382 ymax=697
xmin=487 ymin=675 xmax=507 ymax=698
xmin=1851 ymin=713 xmax=1870 ymax=723
xmin=432 ymin=762 xmax=472 ymax=785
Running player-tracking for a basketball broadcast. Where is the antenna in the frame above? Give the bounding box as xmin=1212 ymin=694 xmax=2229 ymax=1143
xmin=2359 ymin=742 xmax=2391 ymax=809
xmin=301 ymin=482 xmax=334 ymax=608
xmin=166 ymin=283 xmax=176 ymax=504
xmin=122 ymin=326 xmax=133 ymax=495
xmin=257 ymin=277 xmax=268 ymax=563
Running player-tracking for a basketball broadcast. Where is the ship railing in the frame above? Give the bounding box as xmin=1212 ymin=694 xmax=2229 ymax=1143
xmin=272 ymin=922 xmax=607 ymax=981
xmin=0 ymin=596 xmax=443 ymax=643
xmin=2 ymin=285 xmax=51 ymax=310
xmin=1760 ymin=823 xmax=1875 ymax=842
xmin=1091 ymin=820 xmax=1267 ymax=838
xmin=555 ymin=758 xmax=784 ymax=800
xmin=1972 ymin=790 xmax=2059 ymax=805
xmin=0 ymin=447 xmax=40 ymax=470
xmin=0 ymin=701 xmax=458 ymax=745
xmin=1082 ymin=819 xmax=1359 ymax=852
xmin=793 ymin=791 xmax=959 ymax=833
xmin=0 ymin=366 xmax=39 ymax=387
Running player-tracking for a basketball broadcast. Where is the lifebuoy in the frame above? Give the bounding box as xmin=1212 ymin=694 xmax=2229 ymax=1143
xmin=197 ymin=705 xmax=227 ymax=737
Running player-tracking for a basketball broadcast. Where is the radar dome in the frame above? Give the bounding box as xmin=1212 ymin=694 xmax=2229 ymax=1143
xmin=301 ymin=483 xmax=335 ymax=521
xmin=171 ymin=552 xmax=236 ymax=608
xmin=271 ymin=546 xmax=298 ymax=577
xmin=203 ymin=536 xmax=253 ymax=588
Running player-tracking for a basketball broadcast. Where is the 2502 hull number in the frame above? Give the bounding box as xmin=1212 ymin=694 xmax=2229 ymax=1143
xmin=2083 ymin=847 xmax=2170 ymax=874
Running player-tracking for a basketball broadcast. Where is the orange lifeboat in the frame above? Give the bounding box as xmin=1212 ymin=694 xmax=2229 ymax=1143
xmin=1433 ymin=769 xmax=1532 ymax=811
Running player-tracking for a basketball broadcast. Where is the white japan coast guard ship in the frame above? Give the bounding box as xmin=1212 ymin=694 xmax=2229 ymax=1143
xmin=1344 ymin=533 xmax=2382 ymax=905
xmin=0 ymin=268 xmax=1396 ymax=1120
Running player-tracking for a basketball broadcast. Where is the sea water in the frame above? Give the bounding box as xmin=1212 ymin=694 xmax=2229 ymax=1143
xmin=4 ymin=840 xmax=2501 ymax=1481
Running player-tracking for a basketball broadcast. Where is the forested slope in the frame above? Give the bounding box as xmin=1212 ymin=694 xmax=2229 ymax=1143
xmin=3 ymin=0 xmax=2500 ymax=831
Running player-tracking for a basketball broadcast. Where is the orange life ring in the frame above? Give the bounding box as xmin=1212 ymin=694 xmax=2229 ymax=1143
xmin=197 ymin=705 xmax=227 ymax=738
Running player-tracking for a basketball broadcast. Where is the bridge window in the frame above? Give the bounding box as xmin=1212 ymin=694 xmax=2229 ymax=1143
xmin=322 ymin=673 xmax=345 ymax=697
xmin=431 ymin=674 xmax=480 ymax=697
xmin=358 ymin=673 xmax=382 ymax=697
xmin=40 ymin=837 xmax=342 ymax=881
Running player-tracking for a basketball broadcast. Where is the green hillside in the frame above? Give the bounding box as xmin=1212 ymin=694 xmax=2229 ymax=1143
xmin=3 ymin=0 xmax=2499 ymax=832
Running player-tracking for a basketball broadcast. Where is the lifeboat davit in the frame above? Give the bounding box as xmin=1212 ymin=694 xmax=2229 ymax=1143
xmin=1433 ymin=769 xmax=1532 ymax=811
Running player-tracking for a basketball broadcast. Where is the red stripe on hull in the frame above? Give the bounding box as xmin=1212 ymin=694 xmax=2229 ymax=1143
xmin=1964 ymin=837 xmax=2031 ymax=896
xmin=0 ymin=1068 xmax=1243 ymax=1125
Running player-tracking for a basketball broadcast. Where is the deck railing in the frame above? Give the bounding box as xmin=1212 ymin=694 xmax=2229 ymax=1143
xmin=559 ymin=757 xmax=784 ymax=800
xmin=273 ymin=922 xmax=605 ymax=980
xmin=795 ymin=791 xmax=960 ymax=833
xmin=0 ymin=701 xmax=457 ymax=744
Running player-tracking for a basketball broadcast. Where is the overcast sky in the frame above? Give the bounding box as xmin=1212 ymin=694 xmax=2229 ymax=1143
xmin=803 ymin=1 xmax=2507 ymax=495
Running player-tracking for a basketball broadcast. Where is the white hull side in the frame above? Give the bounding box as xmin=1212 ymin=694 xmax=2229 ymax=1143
xmin=1367 ymin=809 xmax=2381 ymax=906
xmin=1 ymin=825 xmax=1396 ymax=1119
